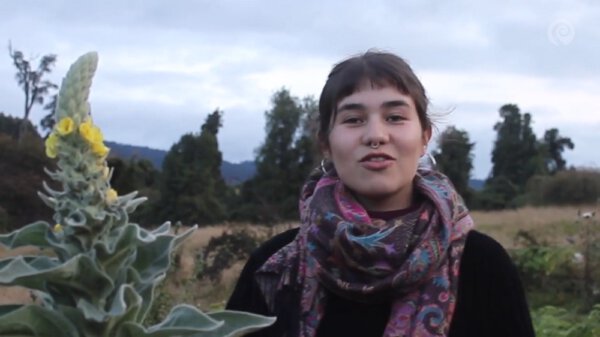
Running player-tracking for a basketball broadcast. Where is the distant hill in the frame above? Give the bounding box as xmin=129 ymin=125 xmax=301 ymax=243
xmin=106 ymin=141 xmax=166 ymax=169
xmin=106 ymin=141 xmax=485 ymax=189
xmin=105 ymin=141 xmax=256 ymax=185
xmin=220 ymin=160 xmax=257 ymax=185
xmin=469 ymin=179 xmax=485 ymax=191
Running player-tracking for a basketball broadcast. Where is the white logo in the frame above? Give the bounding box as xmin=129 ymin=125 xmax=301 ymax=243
xmin=547 ymin=19 xmax=575 ymax=46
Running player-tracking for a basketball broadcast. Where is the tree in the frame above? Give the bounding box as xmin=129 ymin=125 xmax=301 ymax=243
xmin=108 ymin=156 xmax=160 ymax=226
xmin=289 ymin=96 xmax=319 ymax=193
xmin=483 ymin=104 xmax=543 ymax=208
xmin=40 ymin=94 xmax=58 ymax=137
xmin=236 ymin=89 xmax=317 ymax=223
xmin=490 ymin=104 xmax=542 ymax=186
xmin=158 ymin=109 xmax=228 ymax=226
xmin=540 ymin=128 xmax=574 ymax=174
xmin=0 ymin=112 xmax=37 ymax=138
xmin=0 ymin=114 xmax=55 ymax=231
xmin=432 ymin=126 xmax=474 ymax=203
xmin=8 ymin=44 xmax=58 ymax=141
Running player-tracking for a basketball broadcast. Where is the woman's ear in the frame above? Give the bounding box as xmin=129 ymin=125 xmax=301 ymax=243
xmin=422 ymin=126 xmax=432 ymax=156
xmin=319 ymin=137 xmax=330 ymax=159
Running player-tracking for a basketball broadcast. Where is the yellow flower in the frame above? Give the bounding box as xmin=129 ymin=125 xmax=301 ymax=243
xmin=103 ymin=166 xmax=110 ymax=179
xmin=92 ymin=141 xmax=110 ymax=157
xmin=53 ymin=223 xmax=63 ymax=233
xmin=79 ymin=119 xmax=103 ymax=144
xmin=106 ymin=188 xmax=118 ymax=204
xmin=78 ymin=119 xmax=93 ymax=140
xmin=45 ymin=133 xmax=59 ymax=158
xmin=56 ymin=117 xmax=75 ymax=136
xmin=79 ymin=119 xmax=108 ymax=156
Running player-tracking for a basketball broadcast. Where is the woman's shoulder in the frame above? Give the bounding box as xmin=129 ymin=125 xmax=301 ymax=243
xmin=452 ymin=232 xmax=535 ymax=336
xmin=226 ymin=227 xmax=300 ymax=313
xmin=462 ymin=229 xmax=519 ymax=279
xmin=464 ymin=230 xmax=507 ymax=253
xmin=244 ymin=227 xmax=300 ymax=272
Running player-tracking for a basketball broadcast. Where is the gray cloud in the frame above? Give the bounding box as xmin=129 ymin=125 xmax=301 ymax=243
xmin=1 ymin=0 xmax=599 ymax=179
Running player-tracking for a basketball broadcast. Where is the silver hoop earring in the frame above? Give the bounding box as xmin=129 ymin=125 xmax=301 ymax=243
xmin=427 ymin=152 xmax=437 ymax=167
xmin=320 ymin=158 xmax=328 ymax=174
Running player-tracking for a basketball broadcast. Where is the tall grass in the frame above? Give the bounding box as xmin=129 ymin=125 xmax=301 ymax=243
xmin=1 ymin=206 xmax=597 ymax=310
xmin=472 ymin=205 xmax=596 ymax=248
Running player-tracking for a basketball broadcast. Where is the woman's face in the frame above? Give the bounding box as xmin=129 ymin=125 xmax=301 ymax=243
xmin=324 ymin=83 xmax=431 ymax=211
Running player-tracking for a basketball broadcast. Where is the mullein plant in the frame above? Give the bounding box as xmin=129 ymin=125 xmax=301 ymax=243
xmin=0 ymin=52 xmax=274 ymax=337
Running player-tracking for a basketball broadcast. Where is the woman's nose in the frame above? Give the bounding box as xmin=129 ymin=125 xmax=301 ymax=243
xmin=362 ymin=117 xmax=389 ymax=146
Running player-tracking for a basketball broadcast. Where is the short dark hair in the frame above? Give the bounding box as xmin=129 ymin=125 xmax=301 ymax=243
xmin=317 ymin=51 xmax=431 ymax=145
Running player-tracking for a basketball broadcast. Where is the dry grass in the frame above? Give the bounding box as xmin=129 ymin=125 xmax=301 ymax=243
xmin=472 ymin=205 xmax=597 ymax=248
xmin=0 ymin=246 xmax=41 ymax=305
xmin=173 ymin=222 xmax=296 ymax=280
xmin=164 ymin=222 xmax=296 ymax=310
xmin=0 ymin=223 xmax=295 ymax=310
xmin=0 ymin=206 xmax=596 ymax=309
xmin=472 ymin=205 xmax=587 ymax=229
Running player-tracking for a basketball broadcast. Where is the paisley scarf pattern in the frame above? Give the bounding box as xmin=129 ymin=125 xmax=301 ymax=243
xmin=257 ymin=168 xmax=474 ymax=337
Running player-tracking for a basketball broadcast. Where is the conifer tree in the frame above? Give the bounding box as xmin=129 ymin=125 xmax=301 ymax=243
xmin=490 ymin=104 xmax=541 ymax=186
xmin=540 ymin=128 xmax=574 ymax=174
xmin=483 ymin=104 xmax=543 ymax=208
xmin=238 ymin=89 xmax=316 ymax=223
xmin=159 ymin=109 xmax=227 ymax=225
xmin=432 ymin=126 xmax=474 ymax=203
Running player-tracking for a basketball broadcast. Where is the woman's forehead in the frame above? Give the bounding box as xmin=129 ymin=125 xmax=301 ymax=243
xmin=336 ymin=81 xmax=408 ymax=106
xmin=337 ymin=78 xmax=406 ymax=102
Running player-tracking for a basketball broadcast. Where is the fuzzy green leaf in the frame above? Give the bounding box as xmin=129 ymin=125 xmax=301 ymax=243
xmin=200 ymin=311 xmax=278 ymax=337
xmin=132 ymin=224 xmax=195 ymax=282
xmin=0 ymin=254 xmax=113 ymax=302
xmin=75 ymin=284 xmax=144 ymax=335
xmin=126 ymin=267 xmax=163 ymax=323
xmin=116 ymin=304 xmax=223 ymax=337
xmin=0 ymin=305 xmax=79 ymax=337
xmin=105 ymin=285 xmax=144 ymax=331
xmin=95 ymin=224 xmax=140 ymax=280
xmin=0 ymin=221 xmax=52 ymax=249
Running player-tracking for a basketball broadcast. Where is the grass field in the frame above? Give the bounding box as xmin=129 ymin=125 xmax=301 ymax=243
xmin=1 ymin=205 xmax=597 ymax=314
xmin=471 ymin=205 xmax=590 ymax=248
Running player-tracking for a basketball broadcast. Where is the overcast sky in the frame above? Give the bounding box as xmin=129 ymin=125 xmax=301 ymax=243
xmin=1 ymin=0 xmax=598 ymax=179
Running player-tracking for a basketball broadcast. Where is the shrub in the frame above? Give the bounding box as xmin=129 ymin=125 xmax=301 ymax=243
xmin=526 ymin=169 xmax=600 ymax=206
xmin=198 ymin=229 xmax=262 ymax=282
xmin=532 ymin=305 xmax=600 ymax=337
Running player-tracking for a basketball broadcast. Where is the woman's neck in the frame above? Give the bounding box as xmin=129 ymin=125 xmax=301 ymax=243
xmin=367 ymin=204 xmax=420 ymax=221
xmin=355 ymin=184 xmax=416 ymax=212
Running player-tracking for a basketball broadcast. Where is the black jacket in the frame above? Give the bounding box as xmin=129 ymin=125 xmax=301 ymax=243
xmin=227 ymin=229 xmax=535 ymax=337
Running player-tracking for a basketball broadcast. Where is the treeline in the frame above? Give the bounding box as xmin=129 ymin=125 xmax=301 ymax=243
xmin=2 ymin=92 xmax=599 ymax=232
xmin=435 ymin=103 xmax=598 ymax=209
xmin=4 ymin=45 xmax=600 ymax=232
xmin=0 ymin=88 xmax=318 ymax=230
xmin=0 ymin=114 xmax=56 ymax=231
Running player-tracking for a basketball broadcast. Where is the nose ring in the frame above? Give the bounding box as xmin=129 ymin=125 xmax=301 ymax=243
xmin=370 ymin=142 xmax=380 ymax=149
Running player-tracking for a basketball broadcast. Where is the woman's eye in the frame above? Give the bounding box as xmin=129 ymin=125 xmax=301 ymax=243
xmin=387 ymin=115 xmax=405 ymax=122
xmin=343 ymin=117 xmax=363 ymax=124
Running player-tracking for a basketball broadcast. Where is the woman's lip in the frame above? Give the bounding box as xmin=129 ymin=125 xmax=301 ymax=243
xmin=360 ymin=152 xmax=394 ymax=162
xmin=360 ymin=159 xmax=394 ymax=170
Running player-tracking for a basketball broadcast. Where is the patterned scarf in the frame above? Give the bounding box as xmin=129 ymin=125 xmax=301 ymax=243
xmin=258 ymin=169 xmax=474 ymax=337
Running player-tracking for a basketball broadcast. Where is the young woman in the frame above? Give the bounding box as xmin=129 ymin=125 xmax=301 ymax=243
xmin=227 ymin=51 xmax=535 ymax=337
